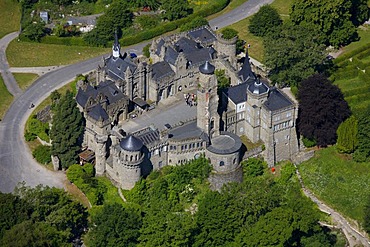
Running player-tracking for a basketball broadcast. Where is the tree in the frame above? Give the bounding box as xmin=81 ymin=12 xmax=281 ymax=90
xmin=264 ymin=23 xmax=326 ymax=87
xmin=142 ymin=44 xmax=150 ymax=58
xmin=336 ymin=115 xmax=358 ymax=153
xmin=86 ymin=203 xmax=142 ymax=247
xmin=32 ymin=145 xmax=52 ymax=164
xmin=297 ymin=74 xmax=351 ymax=146
xmin=84 ymin=1 xmax=133 ymax=46
xmin=161 ymin=0 xmax=192 ymax=21
xmin=249 ymin=5 xmax=282 ymax=37
xmin=353 ymin=107 xmax=370 ymax=162
xmin=290 ymin=0 xmax=369 ymax=47
xmin=22 ymin=22 xmax=45 ymax=42
xmin=241 ymin=158 xmax=266 ymax=177
xmin=50 ymin=90 xmax=84 ymax=169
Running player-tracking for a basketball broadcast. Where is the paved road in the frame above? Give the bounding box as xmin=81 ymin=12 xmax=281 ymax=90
xmin=0 ymin=32 xmax=22 ymax=96
xmin=295 ymin=167 xmax=370 ymax=247
xmin=0 ymin=0 xmax=273 ymax=193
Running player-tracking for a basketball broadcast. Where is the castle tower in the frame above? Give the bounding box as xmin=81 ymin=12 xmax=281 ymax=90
xmin=95 ymin=134 xmax=108 ymax=175
xmin=112 ymin=30 xmax=121 ymax=59
xmin=115 ymin=135 xmax=144 ymax=190
xmin=197 ymin=61 xmax=220 ymax=137
xmin=216 ymin=34 xmax=237 ymax=68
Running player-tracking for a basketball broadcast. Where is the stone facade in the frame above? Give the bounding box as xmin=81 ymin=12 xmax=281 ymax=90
xmin=75 ymin=25 xmax=299 ymax=190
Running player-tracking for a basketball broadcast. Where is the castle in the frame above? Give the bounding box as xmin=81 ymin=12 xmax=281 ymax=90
xmin=76 ymin=26 xmax=299 ymax=190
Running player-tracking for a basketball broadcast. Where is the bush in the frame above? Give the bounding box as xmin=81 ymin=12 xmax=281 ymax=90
xmin=302 ymin=137 xmax=316 ymax=148
xmin=24 ymin=131 xmax=36 ymax=141
xmin=248 ymin=5 xmax=282 ymax=37
xmin=179 ymin=17 xmax=208 ymax=32
xmin=27 ymin=116 xmax=50 ymax=142
xmin=241 ymin=158 xmax=266 ymax=177
xmin=221 ymin=28 xmax=238 ymax=40
xmin=143 ymin=44 xmax=150 ymax=58
xmin=32 ymin=145 xmax=51 ymax=164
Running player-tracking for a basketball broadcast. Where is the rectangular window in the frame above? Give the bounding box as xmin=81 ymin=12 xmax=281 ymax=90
xmin=286 ymin=112 xmax=292 ymax=118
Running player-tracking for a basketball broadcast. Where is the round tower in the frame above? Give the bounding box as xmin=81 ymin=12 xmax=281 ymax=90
xmin=197 ymin=61 xmax=220 ymax=137
xmin=116 ymin=135 xmax=144 ymax=190
xmin=216 ymin=34 xmax=237 ymax=67
xmin=95 ymin=134 xmax=108 ymax=176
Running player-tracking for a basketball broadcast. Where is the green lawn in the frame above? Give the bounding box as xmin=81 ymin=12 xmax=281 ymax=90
xmin=7 ymin=40 xmax=110 ymax=67
xmin=0 ymin=76 xmax=14 ymax=120
xmin=298 ymin=146 xmax=370 ymax=225
xmin=227 ymin=0 xmax=292 ymax=61
xmin=13 ymin=73 xmax=38 ymax=90
xmin=340 ymin=26 xmax=370 ymax=57
xmin=0 ymin=0 xmax=20 ymax=38
xmin=332 ymin=27 xmax=370 ymax=114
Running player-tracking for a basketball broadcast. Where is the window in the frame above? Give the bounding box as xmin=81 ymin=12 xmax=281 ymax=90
xmin=240 ymin=127 xmax=244 ymax=133
xmin=274 ymin=115 xmax=280 ymax=121
xmin=219 ymin=161 xmax=225 ymax=166
xmin=286 ymin=112 xmax=292 ymax=118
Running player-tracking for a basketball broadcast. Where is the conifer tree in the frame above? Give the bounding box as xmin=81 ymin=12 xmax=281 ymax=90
xmin=50 ymin=91 xmax=84 ymax=169
xmin=336 ymin=115 xmax=358 ymax=153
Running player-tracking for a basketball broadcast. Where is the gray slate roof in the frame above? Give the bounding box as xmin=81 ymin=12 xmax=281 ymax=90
xmin=120 ymin=135 xmax=143 ymax=151
xmin=87 ymin=104 xmax=109 ymax=121
xmin=76 ymin=84 xmax=97 ymax=108
xmin=155 ymin=39 xmax=165 ymax=56
xmin=263 ymin=88 xmax=293 ymax=111
xmin=169 ymin=121 xmax=208 ymax=141
xmin=248 ymin=81 xmax=269 ymax=95
xmin=152 ymin=61 xmax=175 ymax=80
xmin=238 ymin=53 xmax=256 ymax=83
xmin=105 ymin=54 xmax=137 ymax=81
xmin=207 ymin=132 xmax=242 ymax=155
xmin=199 ymin=61 xmax=215 ymax=75
xmin=134 ymin=128 xmax=160 ymax=147
xmin=187 ymin=26 xmax=217 ymax=44
xmin=225 ymin=83 xmax=247 ymax=105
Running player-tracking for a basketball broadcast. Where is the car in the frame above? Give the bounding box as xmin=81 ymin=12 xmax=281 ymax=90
xmin=164 ymin=123 xmax=171 ymax=129
xmin=130 ymin=53 xmax=137 ymax=58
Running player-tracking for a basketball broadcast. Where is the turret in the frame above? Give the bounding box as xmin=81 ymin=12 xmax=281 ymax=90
xmin=112 ymin=30 xmax=121 ymax=59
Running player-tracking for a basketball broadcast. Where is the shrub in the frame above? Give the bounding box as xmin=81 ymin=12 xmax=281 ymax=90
xmin=302 ymin=137 xmax=316 ymax=148
xmin=27 ymin=116 xmax=50 ymax=142
xmin=143 ymin=44 xmax=150 ymax=58
xmin=221 ymin=28 xmax=238 ymax=40
xmin=32 ymin=145 xmax=51 ymax=164
xmin=179 ymin=17 xmax=208 ymax=32
xmin=24 ymin=131 xmax=36 ymax=141
xmin=241 ymin=158 xmax=266 ymax=177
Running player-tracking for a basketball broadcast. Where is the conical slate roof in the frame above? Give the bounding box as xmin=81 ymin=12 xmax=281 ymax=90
xmin=199 ymin=61 xmax=215 ymax=75
xmin=248 ymin=80 xmax=269 ymax=95
xmin=120 ymin=135 xmax=143 ymax=151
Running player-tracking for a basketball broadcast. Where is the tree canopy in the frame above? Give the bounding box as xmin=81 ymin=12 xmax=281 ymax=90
xmin=50 ymin=90 xmax=84 ymax=169
xmin=336 ymin=115 xmax=358 ymax=154
xmin=263 ymin=23 xmax=326 ymax=87
xmin=0 ymin=184 xmax=88 ymax=246
xmin=290 ymin=0 xmax=369 ymax=47
xmin=161 ymin=0 xmax=192 ymax=21
xmin=297 ymin=74 xmax=351 ymax=146
xmin=353 ymin=106 xmax=370 ymax=162
xmin=249 ymin=5 xmax=282 ymax=37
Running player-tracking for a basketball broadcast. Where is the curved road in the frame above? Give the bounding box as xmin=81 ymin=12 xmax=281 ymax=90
xmin=0 ymin=0 xmax=273 ymax=193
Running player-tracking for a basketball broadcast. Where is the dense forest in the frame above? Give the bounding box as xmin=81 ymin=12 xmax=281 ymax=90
xmin=0 ymin=158 xmax=347 ymax=246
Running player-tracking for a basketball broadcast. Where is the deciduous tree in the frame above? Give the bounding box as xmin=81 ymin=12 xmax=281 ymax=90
xmin=249 ymin=5 xmax=282 ymax=37
xmin=264 ymin=23 xmax=326 ymax=87
xmin=297 ymin=74 xmax=351 ymax=146
xmin=161 ymin=0 xmax=192 ymax=21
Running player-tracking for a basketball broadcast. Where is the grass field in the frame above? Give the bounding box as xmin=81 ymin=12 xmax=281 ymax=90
xmin=13 ymin=73 xmax=38 ymax=90
xmin=0 ymin=76 xmax=14 ymax=120
xmin=298 ymin=146 xmax=370 ymax=225
xmin=227 ymin=0 xmax=292 ymax=61
xmin=7 ymin=40 xmax=110 ymax=67
xmin=340 ymin=26 xmax=370 ymax=57
xmin=0 ymin=0 xmax=20 ymax=39
xmin=331 ymin=27 xmax=370 ymax=114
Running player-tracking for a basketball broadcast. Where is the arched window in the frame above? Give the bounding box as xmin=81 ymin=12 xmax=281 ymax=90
xmin=130 ymin=155 xmax=133 ymax=162
xmin=219 ymin=161 xmax=225 ymax=166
